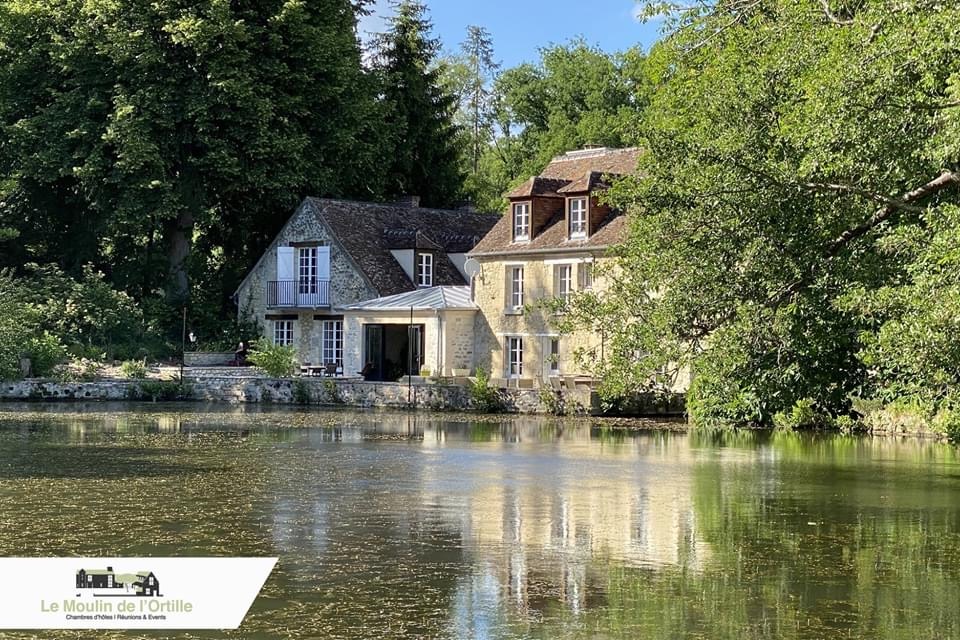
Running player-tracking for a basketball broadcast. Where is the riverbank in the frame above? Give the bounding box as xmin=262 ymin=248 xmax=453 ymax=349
xmin=0 ymin=374 xmax=686 ymax=417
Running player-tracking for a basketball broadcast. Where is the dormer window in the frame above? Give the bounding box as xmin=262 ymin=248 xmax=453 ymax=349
xmin=513 ymin=202 xmax=530 ymax=241
xmin=417 ymin=252 xmax=433 ymax=287
xmin=568 ymin=197 xmax=588 ymax=238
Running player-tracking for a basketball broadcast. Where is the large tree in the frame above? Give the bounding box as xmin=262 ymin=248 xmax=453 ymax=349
xmin=564 ymin=0 xmax=960 ymax=425
xmin=0 ymin=0 xmax=381 ymax=309
xmin=374 ymin=0 xmax=463 ymax=207
xmin=466 ymin=42 xmax=648 ymax=212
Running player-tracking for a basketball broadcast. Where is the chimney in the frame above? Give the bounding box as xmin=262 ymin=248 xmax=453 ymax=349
xmin=394 ymin=195 xmax=421 ymax=208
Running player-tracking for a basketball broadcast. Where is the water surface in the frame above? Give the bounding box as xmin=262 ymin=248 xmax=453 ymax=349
xmin=1 ymin=403 xmax=958 ymax=639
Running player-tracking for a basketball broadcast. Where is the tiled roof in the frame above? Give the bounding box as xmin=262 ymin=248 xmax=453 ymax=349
xmin=342 ymin=286 xmax=475 ymax=311
xmin=470 ymin=147 xmax=640 ymax=257
xmin=539 ymin=147 xmax=640 ymax=181
xmin=505 ymin=176 xmax=569 ymax=199
xmin=557 ymin=171 xmax=610 ymax=194
xmin=308 ymin=199 xmax=498 ymax=296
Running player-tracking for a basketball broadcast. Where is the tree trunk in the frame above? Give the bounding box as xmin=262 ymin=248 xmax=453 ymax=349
xmin=165 ymin=162 xmax=203 ymax=305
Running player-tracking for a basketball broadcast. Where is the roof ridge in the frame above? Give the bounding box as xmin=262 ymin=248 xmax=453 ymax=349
xmin=307 ymin=196 xmax=494 ymax=217
xmin=547 ymin=146 xmax=641 ymax=164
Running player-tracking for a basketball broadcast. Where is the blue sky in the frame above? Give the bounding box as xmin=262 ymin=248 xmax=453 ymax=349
xmin=359 ymin=1 xmax=663 ymax=68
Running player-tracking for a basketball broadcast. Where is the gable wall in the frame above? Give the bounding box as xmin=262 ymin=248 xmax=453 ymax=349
xmin=236 ymin=200 xmax=378 ymax=363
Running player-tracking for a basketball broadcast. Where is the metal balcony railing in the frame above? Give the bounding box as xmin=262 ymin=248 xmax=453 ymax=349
xmin=267 ymin=279 xmax=331 ymax=308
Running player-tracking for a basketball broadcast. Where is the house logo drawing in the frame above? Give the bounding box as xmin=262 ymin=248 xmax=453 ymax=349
xmin=76 ymin=567 xmax=161 ymax=597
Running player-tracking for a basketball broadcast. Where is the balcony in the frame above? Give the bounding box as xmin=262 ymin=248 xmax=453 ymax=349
xmin=267 ymin=279 xmax=331 ymax=309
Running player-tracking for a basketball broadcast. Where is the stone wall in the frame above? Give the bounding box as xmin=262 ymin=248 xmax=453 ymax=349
xmin=184 ymin=352 xmax=236 ymax=367
xmin=235 ymin=198 xmax=378 ymax=364
xmin=0 ymin=376 xmax=621 ymax=415
xmin=472 ymin=254 xmax=608 ymax=380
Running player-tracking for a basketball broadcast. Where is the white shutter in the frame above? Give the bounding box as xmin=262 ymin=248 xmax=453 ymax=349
xmin=277 ymin=247 xmax=295 ymax=280
xmin=276 ymin=246 xmax=295 ymax=306
xmin=317 ymin=246 xmax=330 ymax=280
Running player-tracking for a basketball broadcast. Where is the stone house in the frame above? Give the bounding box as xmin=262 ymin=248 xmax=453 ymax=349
xmin=235 ymin=197 xmax=497 ymax=380
xmin=467 ymin=147 xmax=642 ymax=385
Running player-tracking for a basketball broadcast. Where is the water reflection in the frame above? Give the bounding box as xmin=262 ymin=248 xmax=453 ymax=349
xmin=0 ymin=404 xmax=958 ymax=639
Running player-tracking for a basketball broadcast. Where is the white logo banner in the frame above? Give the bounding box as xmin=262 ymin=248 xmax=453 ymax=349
xmin=0 ymin=557 xmax=277 ymax=629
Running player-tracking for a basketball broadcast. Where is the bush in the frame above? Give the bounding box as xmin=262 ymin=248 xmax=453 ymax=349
xmin=119 ymin=360 xmax=147 ymax=379
xmin=293 ymin=379 xmax=312 ymax=404
xmin=247 ymin=340 xmax=297 ymax=378
xmin=25 ymin=332 xmax=68 ymax=377
xmin=469 ymin=367 xmax=502 ymax=413
xmin=129 ymin=379 xmax=188 ymax=401
xmin=772 ymin=398 xmax=833 ymax=431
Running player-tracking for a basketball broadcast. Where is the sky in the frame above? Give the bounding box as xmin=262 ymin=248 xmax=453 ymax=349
xmin=358 ymin=0 xmax=664 ymax=68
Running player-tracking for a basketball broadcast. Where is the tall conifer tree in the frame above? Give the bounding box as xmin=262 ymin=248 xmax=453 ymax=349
xmin=375 ymin=0 xmax=463 ymax=207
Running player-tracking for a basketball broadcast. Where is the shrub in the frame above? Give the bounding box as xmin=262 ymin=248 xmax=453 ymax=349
xmin=130 ymin=379 xmax=188 ymax=401
xmin=293 ymin=379 xmax=312 ymax=405
xmin=25 ymin=332 xmax=68 ymax=377
xmin=321 ymin=379 xmax=342 ymax=404
xmin=119 ymin=360 xmax=148 ymax=379
xmin=469 ymin=367 xmax=502 ymax=413
xmin=539 ymin=386 xmax=566 ymax=416
xmin=246 ymin=341 xmax=297 ymax=378
xmin=772 ymin=398 xmax=833 ymax=431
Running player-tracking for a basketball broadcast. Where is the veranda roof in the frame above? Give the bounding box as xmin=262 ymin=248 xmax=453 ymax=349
xmin=341 ymin=286 xmax=475 ymax=312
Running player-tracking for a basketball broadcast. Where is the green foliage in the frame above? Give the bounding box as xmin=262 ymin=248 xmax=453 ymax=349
xmin=539 ymin=387 xmax=566 ymax=416
xmin=247 ymin=341 xmax=297 ymax=378
xmin=772 ymin=398 xmax=832 ymax=431
xmin=568 ymin=0 xmax=960 ymax=426
xmin=129 ymin=379 xmax=187 ymax=402
xmin=374 ymin=1 xmax=464 ymax=207
xmin=53 ymin=358 xmax=102 ymax=383
xmin=26 ymin=332 xmax=68 ymax=378
xmin=292 ymin=379 xmax=311 ymax=405
xmin=0 ymin=0 xmax=384 ymax=330
xmin=468 ymin=367 xmax=502 ymax=413
xmin=321 ymin=378 xmax=342 ymax=404
xmin=466 ymin=42 xmax=646 ymax=211
xmin=119 ymin=360 xmax=147 ymax=380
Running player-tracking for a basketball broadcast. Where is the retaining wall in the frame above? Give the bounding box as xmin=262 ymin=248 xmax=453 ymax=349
xmin=0 ymin=376 xmax=683 ymax=416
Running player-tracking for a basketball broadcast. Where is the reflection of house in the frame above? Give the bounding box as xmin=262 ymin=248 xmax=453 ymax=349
xmin=468 ymin=147 xmax=641 ymax=383
xmin=235 ymin=198 xmax=496 ymax=379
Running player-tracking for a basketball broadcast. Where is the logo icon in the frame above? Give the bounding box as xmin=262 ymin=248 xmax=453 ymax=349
xmin=76 ymin=567 xmax=161 ymax=597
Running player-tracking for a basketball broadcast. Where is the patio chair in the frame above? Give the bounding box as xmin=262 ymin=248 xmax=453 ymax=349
xmin=550 ymin=377 xmax=563 ymax=391
xmin=324 ymin=362 xmax=338 ymax=377
xmin=300 ymin=362 xmax=313 ymax=377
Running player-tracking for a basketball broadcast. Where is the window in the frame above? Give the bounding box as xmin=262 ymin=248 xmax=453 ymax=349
xmin=554 ymin=264 xmax=573 ymax=303
xmin=513 ymin=203 xmax=530 ymax=241
xmin=509 ymin=266 xmax=524 ymax=310
xmin=273 ymin=320 xmax=294 ymax=346
xmin=299 ymin=246 xmax=318 ymax=294
xmin=417 ymin=253 xmax=433 ymax=287
xmin=578 ymin=262 xmax=594 ymax=290
xmin=322 ymin=320 xmax=344 ymax=365
xmin=507 ymin=337 xmax=523 ymax=377
xmin=549 ymin=338 xmax=560 ymax=375
xmin=568 ymin=198 xmax=587 ymax=238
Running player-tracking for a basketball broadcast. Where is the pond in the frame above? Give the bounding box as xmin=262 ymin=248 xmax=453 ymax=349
xmin=0 ymin=403 xmax=958 ymax=639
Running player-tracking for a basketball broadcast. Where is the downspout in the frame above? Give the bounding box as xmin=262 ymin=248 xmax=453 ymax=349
xmin=435 ymin=310 xmax=442 ymax=377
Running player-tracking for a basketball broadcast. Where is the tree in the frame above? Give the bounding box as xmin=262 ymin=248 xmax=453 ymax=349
xmin=0 ymin=0 xmax=381 ymax=312
xmin=564 ymin=0 xmax=960 ymax=425
xmin=374 ymin=0 xmax=463 ymax=207
xmin=460 ymin=26 xmax=499 ymax=176
xmin=466 ymin=42 xmax=646 ymax=212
